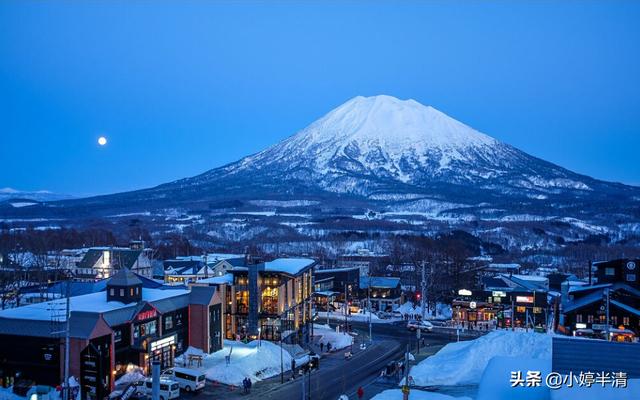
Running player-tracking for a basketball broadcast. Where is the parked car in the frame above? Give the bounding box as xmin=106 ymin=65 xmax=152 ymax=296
xmin=407 ymin=320 xmax=434 ymax=332
xmin=161 ymin=367 xmax=206 ymax=392
xmin=142 ymin=378 xmax=180 ymax=400
xmin=391 ymin=310 xmax=403 ymax=319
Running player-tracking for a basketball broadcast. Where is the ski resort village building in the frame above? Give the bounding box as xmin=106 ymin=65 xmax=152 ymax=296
xmin=197 ymin=257 xmax=316 ymax=344
xmin=0 ymin=269 xmax=223 ymax=399
xmin=162 ymin=253 xmax=244 ymax=285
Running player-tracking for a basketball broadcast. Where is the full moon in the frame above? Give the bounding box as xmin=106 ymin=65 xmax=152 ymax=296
xmin=98 ymin=136 xmax=107 ymax=146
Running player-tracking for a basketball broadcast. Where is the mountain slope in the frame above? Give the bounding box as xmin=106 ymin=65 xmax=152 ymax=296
xmin=2 ymin=95 xmax=639 ymax=247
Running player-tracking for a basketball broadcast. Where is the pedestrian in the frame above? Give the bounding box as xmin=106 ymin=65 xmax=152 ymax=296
xmin=357 ymin=386 xmax=364 ymax=400
xmin=247 ymin=378 xmax=252 ymax=394
xmin=242 ymin=377 xmax=248 ymax=394
xmin=327 ymin=342 xmax=332 ymax=352
xmin=320 ymin=342 xmax=324 ymax=352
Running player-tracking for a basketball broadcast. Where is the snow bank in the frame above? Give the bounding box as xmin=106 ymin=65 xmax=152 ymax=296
xmin=176 ymin=341 xmax=292 ymax=386
xmin=371 ymin=389 xmax=471 ymax=400
xmin=409 ymin=331 xmax=551 ymax=386
xmin=313 ymin=324 xmax=353 ymax=350
xmin=476 ymin=356 xmax=551 ymax=400
xmin=0 ymin=388 xmax=25 ymax=400
xmin=114 ymin=364 xmax=146 ymax=387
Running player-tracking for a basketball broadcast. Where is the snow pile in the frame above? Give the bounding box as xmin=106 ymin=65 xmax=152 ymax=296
xmin=371 ymin=389 xmax=471 ymax=400
xmin=0 ymin=388 xmax=25 ymax=400
xmin=409 ymin=331 xmax=552 ymax=386
xmin=476 ymin=357 xmax=551 ymax=400
xmin=114 ymin=364 xmax=146 ymax=387
xmin=313 ymin=324 xmax=354 ymax=350
xmin=176 ymin=341 xmax=293 ymax=386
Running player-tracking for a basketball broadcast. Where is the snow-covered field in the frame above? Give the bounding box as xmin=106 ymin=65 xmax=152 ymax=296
xmin=313 ymin=324 xmax=354 ymax=350
xmin=408 ymin=330 xmax=552 ymax=387
xmin=175 ymin=341 xmax=293 ymax=386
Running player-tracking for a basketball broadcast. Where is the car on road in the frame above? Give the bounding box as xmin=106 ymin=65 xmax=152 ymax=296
xmin=161 ymin=367 xmax=206 ymax=392
xmin=142 ymin=378 xmax=180 ymax=400
xmin=407 ymin=320 xmax=434 ymax=332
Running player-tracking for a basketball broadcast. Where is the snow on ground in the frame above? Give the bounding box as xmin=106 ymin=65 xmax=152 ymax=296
xmin=114 ymin=365 xmax=146 ymax=387
xmin=313 ymin=324 xmax=354 ymax=350
xmin=371 ymin=389 xmax=471 ymax=400
xmin=409 ymin=330 xmax=551 ymax=386
xmin=316 ymin=311 xmax=396 ymax=324
xmin=0 ymin=388 xmax=25 ymax=400
xmin=476 ymin=356 xmax=551 ymax=400
xmin=394 ymin=302 xmax=452 ymax=320
xmin=175 ymin=341 xmax=293 ymax=386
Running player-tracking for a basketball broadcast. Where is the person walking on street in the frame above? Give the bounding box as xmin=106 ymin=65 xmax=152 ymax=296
xmin=357 ymin=386 xmax=364 ymax=400
xmin=320 ymin=342 xmax=324 ymax=352
xmin=247 ymin=378 xmax=252 ymax=394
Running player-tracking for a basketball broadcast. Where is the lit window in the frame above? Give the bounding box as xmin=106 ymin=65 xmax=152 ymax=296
xmin=120 ymin=288 xmax=124 ymax=296
xmin=623 ymin=317 xmax=630 ymax=325
xmin=103 ymin=251 xmax=111 ymax=266
xmin=587 ymin=315 xmax=594 ymax=323
xmin=576 ymin=314 xmax=583 ymax=323
xmin=627 ymin=274 xmax=636 ymax=282
xmin=110 ymin=288 xmax=115 ymax=296
xmin=605 ymin=268 xmax=615 ymax=276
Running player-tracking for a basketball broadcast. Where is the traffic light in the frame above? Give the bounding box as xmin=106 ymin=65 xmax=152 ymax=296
xmin=416 ymin=293 xmax=421 ymax=300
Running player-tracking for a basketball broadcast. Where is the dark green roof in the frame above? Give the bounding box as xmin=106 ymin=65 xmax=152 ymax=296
xmin=107 ymin=268 xmax=143 ymax=287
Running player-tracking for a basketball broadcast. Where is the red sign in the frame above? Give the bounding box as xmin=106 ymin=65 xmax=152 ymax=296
xmin=137 ymin=309 xmax=157 ymax=321
xmin=516 ymin=296 xmax=534 ymax=304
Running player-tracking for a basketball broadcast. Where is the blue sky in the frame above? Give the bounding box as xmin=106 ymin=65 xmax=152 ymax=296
xmin=1 ymin=1 xmax=639 ymax=196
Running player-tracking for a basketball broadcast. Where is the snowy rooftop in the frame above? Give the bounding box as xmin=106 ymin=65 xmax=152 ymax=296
xmin=0 ymin=288 xmax=188 ymax=321
xmin=198 ymin=273 xmax=234 ymax=285
xmin=263 ymin=258 xmax=315 ymax=275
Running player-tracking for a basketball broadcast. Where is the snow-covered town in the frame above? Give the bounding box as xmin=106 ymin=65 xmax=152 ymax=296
xmin=2 ymin=1 xmax=640 ymax=400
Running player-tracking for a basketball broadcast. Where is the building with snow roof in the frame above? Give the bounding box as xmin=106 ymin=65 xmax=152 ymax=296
xmin=0 ymin=269 xmax=223 ymax=398
xmin=359 ymin=276 xmax=403 ymax=312
xmin=197 ymin=257 xmax=316 ymax=345
xmin=559 ymin=259 xmax=640 ymax=340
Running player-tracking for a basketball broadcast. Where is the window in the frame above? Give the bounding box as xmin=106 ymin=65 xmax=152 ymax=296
xmin=623 ymin=317 xmax=630 ymax=326
xmin=611 ymin=316 xmax=617 ymax=325
xmin=599 ymin=315 xmax=606 ymax=323
xmin=134 ymin=320 xmax=157 ymax=339
xmin=130 ymin=288 xmax=134 ymax=296
xmin=120 ymin=288 xmax=124 ymax=296
xmin=165 ymin=315 xmax=174 ymax=330
xmin=110 ymin=288 xmax=115 ymax=296
xmin=626 ymin=274 xmax=636 ymax=282
xmin=576 ymin=314 xmax=583 ymax=323
xmin=605 ymin=267 xmax=615 ymax=276
xmin=587 ymin=315 xmax=594 ymax=323
xmin=114 ymin=329 xmax=122 ymax=343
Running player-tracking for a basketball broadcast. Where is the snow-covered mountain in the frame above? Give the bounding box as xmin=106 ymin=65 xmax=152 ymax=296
xmin=0 ymin=188 xmax=74 ymax=203
xmin=2 ymin=95 xmax=639 ymax=248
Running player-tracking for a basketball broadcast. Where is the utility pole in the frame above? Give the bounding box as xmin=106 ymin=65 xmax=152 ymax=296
xmin=63 ymin=279 xmax=71 ymax=400
xmin=344 ymin=283 xmax=348 ymax=333
xmin=204 ymin=252 xmax=208 ymax=280
xmin=420 ymin=261 xmax=426 ymax=321
xmin=368 ymin=273 xmax=372 ymax=343
xmin=605 ymin=288 xmax=611 ymax=341
xmin=511 ymin=297 xmax=515 ymax=332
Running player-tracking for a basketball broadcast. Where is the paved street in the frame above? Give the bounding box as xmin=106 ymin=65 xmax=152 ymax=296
xmin=184 ymin=320 xmax=459 ymax=400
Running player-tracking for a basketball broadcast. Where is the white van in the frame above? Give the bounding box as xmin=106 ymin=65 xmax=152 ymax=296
xmin=143 ymin=378 xmax=180 ymax=400
xmin=162 ymin=367 xmax=206 ymax=392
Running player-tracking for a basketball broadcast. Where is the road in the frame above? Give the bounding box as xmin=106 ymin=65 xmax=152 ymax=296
xmin=187 ymin=319 xmax=458 ymax=400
